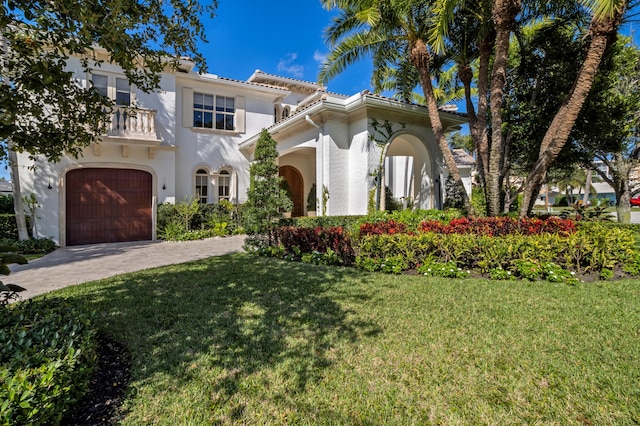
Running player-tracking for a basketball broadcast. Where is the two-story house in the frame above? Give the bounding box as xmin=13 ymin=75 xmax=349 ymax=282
xmin=16 ymin=48 xmax=467 ymax=245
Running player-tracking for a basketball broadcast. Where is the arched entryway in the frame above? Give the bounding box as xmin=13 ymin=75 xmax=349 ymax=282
xmin=385 ymin=133 xmax=435 ymax=210
xmin=279 ymin=165 xmax=304 ymax=217
xmin=66 ymin=168 xmax=153 ymax=245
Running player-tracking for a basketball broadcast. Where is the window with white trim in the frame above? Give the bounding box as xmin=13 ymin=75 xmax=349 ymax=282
xmin=183 ymin=89 xmax=245 ymax=133
xmin=218 ymin=170 xmax=231 ymax=202
xmin=193 ymin=92 xmax=235 ymax=130
xmin=216 ymin=96 xmax=235 ymax=130
xmin=115 ymin=77 xmax=131 ymax=106
xmin=92 ymin=74 xmax=108 ymax=97
xmin=91 ymin=74 xmax=131 ymax=106
xmin=193 ymin=92 xmax=214 ymax=128
xmin=195 ymin=169 xmax=209 ymax=204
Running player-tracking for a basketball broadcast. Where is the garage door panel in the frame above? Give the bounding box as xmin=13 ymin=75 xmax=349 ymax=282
xmin=66 ymin=168 xmax=152 ymax=245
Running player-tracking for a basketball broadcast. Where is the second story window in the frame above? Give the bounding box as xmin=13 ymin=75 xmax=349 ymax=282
xmin=216 ymin=96 xmax=235 ymax=130
xmin=193 ymin=92 xmax=214 ymax=128
xmin=183 ymin=89 xmax=245 ymax=133
xmin=91 ymin=74 xmax=132 ymax=106
xmin=92 ymin=74 xmax=108 ymax=97
xmin=115 ymin=78 xmax=131 ymax=106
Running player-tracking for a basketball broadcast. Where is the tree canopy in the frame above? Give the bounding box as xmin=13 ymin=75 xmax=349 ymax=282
xmin=0 ymin=0 xmax=217 ymax=161
xmin=320 ymin=0 xmax=636 ymax=217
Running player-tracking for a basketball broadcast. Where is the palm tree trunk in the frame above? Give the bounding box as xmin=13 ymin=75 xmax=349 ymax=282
xmin=475 ymin=38 xmax=492 ymax=196
xmin=613 ymin=152 xmax=632 ymax=223
xmin=8 ymin=149 xmax=29 ymax=241
xmin=520 ymin=8 xmax=625 ymax=217
xmin=410 ymin=38 xmax=473 ymax=214
xmin=583 ymin=169 xmax=592 ymax=205
xmin=487 ymin=0 xmax=521 ymax=216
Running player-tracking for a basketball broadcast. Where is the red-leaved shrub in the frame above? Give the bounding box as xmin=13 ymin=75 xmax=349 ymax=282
xmin=359 ymin=220 xmax=407 ymax=236
xmin=271 ymin=226 xmax=355 ymax=264
xmin=418 ymin=216 xmax=575 ymax=236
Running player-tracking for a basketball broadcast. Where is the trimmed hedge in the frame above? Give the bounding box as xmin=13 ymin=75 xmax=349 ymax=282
xmin=0 ymin=238 xmax=57 ymax=255
xmin=277 ymin=215 xmax=364 ymax=233
xmin=0 ymin=299 xmax=97 ymax=424
xmin=254 ymin=210 xmax=640 ymax=280
xmin=355 ymin=225 xmax=636 ymax=275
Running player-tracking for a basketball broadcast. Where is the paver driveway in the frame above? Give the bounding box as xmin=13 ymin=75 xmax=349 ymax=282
xmin=7 ymin=235 xmax=246 ymax=300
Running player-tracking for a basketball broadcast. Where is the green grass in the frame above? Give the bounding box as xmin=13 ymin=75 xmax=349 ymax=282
xmin=46 ymin=254 xmax=640 ymax=424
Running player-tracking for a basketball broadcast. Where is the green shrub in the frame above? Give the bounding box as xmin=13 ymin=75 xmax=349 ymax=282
xmin=0 ymin=195 xmax=13 ymax=215
xmin=306 ymin=184 xmax=317 ymax=212
xmin=355 ymin=254 xmax=408 ymax=274
xmin=278 ymin=215 xmax=364 ymax=234
xmin=512 ymin=259 xmax=543 ymax=281
xmin=158 ymin=201 xmax=244 ymax=239
xmin=488 ymin=267 xmax=515 ymax=280
xmin=0 ymin=238 xmax=57 ymax=255
xmin=417 ymin=260 xmax=470 ymax=278
xmin=443 ymin=176 xmax=465 ymax=209
xmin=0 ymin=214 xmax=19 ymax=240
xmin=471 ymin=186 xmax=486 ymax=216
xmin=354 ymin=225 xmax=636 ymax=277
xmin=0 ymin=299 xmax=97 ymax=425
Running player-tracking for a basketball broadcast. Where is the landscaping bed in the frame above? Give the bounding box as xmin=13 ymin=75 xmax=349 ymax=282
xmin=249 ymin=211 xmax=640 ymax=282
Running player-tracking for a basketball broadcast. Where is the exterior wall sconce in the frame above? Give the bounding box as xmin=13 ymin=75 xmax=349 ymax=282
xmin=162 ymin=183 xmax=166 ymax=190
xmin=47 ymin=179 xmax=52 ymax=190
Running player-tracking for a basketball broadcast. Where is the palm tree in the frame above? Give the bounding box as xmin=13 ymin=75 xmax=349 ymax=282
xmin=320 ymin=0 xmax=473 ymax=212
xmin=520 ymin=0 xmax=630 ymax=216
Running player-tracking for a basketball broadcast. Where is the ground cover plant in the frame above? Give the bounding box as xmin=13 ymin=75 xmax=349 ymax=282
xmin=0 ymin=299 xmax=97 ymax=424
xmin=44 ymin=254 xmax=640 ymax=424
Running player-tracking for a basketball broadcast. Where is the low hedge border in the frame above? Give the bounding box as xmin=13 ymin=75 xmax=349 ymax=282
xmin=0 ymin=298 xmax=97 ymax=424
xmin=254 ymin=212 xmax=640 ymax=281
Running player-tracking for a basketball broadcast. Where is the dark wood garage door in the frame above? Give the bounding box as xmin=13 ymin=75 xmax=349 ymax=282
xmin=66 ymin=168 xmax=152 ymax=246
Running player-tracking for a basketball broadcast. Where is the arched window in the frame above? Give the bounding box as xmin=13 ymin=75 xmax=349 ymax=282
xmin=195 ymin=169 xmax=209 ymax=204
xmin=282 ymin=106 xmax=290 ymax=120
xmin=218 ymin=170 xmax=231 ymax=202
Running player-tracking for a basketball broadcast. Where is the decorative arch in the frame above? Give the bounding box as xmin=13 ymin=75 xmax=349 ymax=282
xmin=384 ymin=131 xmax=436 ymax=210
xmin=274 ymin=105 xmax=282 ymax=123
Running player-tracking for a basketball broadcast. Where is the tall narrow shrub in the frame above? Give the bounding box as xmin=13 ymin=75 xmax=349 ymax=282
xmin=245 ymin=130 xmax=292 ymax=234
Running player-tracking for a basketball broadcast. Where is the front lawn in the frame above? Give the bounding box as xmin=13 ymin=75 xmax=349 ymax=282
xmin=50 ymin=254 xmax=640 ymax=424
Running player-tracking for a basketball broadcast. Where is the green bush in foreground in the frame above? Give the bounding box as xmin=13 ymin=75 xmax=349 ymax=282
xmin=0 ymin=238 xmax=57 ymax=255
xmin=0 ymin=299 xmax=97 ymax=425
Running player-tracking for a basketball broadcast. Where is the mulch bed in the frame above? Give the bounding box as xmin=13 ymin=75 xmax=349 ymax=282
xmin=62 ymin=333 xmax=131 ymax=425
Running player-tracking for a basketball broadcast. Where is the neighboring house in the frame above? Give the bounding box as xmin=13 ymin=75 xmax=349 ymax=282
xmin=0 ymin=181 xmax=12 ymax=195
xmin=17 ymin=48 xmax=466 ymax=246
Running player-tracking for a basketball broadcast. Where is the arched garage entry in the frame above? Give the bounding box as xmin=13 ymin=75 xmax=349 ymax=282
xmin=66 ymin=168 xmax=153 ymax=245
xmin=385 ymin=133 xmax=435 ymax=210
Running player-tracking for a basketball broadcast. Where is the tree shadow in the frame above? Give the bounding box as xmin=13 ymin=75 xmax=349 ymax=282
xmin=62 ymin=253 xmax=382 ymax=420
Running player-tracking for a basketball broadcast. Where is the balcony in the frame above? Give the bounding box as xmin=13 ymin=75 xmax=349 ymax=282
xmin=105 ymin=106 xmax=160 ymax=142
xmin=95 ymin=106 xmax=164 ymax=159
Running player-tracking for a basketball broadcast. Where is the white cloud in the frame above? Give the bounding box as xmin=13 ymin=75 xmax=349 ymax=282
xmin=313 ymin=50 xmax=328 ymax=64
xmin=277 ymin=53 xmax=304 ymax=78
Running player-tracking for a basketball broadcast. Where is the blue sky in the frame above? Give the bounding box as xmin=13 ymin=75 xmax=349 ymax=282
xmin=198 ymin=1 xmax=373 ymax=95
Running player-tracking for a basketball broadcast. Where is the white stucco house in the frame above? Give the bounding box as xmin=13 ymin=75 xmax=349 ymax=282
xmin=17 ymin=48 xmax=468 ymax=246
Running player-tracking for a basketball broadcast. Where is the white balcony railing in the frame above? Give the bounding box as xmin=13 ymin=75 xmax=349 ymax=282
xmin=106 ymin=106 xmax=159 ymax=141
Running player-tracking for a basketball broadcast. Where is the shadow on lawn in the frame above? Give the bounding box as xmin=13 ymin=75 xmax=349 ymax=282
xmin=65 ymin=253 xmax=381 ymax=420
